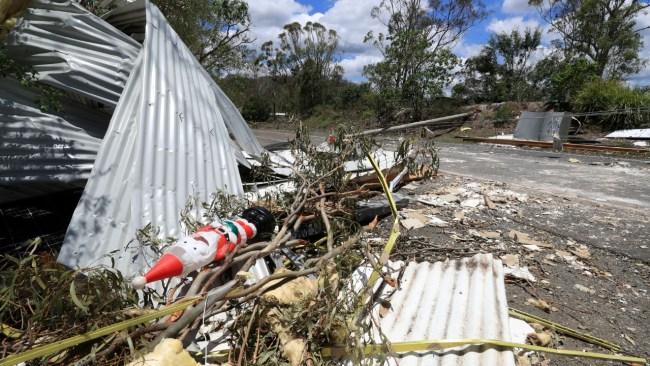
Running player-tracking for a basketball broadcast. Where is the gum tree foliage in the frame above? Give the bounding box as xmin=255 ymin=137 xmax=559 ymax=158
xmin=455 ymin=28 xmax=542 ymax=102
xmin=363 ymin=0 xmax=487 ymax=123
xmin=260 ymin=22 xmax=343 ymax=114
xmin=530 ymin=54 xmax=599 ymax=108
xmin=79 ymin=0 xmax=253 ymax=74
xmin=159 ymin=0 xmax=252 ymax=74
xmin=530 ymin=0 xmax=650 ymax=78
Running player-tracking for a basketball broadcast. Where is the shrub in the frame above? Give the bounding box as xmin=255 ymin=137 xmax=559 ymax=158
xmin=241 ymin=95 xmax=271 ymax=122
xmin=572 ymin=79 xmax=650 ymax=130
xmin=493 ymin=103 xmax=519 ymax=127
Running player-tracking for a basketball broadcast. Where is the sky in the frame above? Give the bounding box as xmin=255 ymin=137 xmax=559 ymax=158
xmin=244 ymin=0 xmax=650 ymax=85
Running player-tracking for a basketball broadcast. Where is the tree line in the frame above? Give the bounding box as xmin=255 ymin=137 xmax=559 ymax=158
xmin=153 ymin=0 xmax=650 ymax=130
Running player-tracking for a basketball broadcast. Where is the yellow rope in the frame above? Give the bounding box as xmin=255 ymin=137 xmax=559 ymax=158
xmin=0 ymin=296 xmax=200 ymax=366
xmin=321 ymin=338 xmax=646 ymax=364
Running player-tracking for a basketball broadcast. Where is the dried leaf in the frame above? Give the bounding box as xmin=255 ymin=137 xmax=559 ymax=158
xmin=528 ymin=331 xmax=552 ymax=346
xmin=501 ymin=254 xmax=520 ymax=267
xmin=508 ymin=230 xmax=553 ymax=248
xmin=571 ymin=245 xmax=591 ymax=259
xmin=526 ymin=298 xmax=557 ymax=313
xmin=366 ymin=216 xmax=380 ymax=231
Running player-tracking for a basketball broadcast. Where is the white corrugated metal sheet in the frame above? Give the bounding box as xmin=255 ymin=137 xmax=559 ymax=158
xmin=5 ymin=0 xmax=141 ymax=107
xmin=514 ymin=112 xmax=570 ymax=142
xmin=359 ymin=253 xmax=515 ymax=365
xmin=0 ymin=78 xmax=110 ymax=203
xmin=606 ymin=128 xmax=650 ymax=139
xmin=101 ymin=0 xmax=146 ymax=41
xmin=102 ymin=0 xmax=265 ymax=157
xmin=57 ymin=1 xmax=245 ymax=277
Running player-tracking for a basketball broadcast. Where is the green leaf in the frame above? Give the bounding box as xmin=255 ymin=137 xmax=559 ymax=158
xmin=69 ymin=281 xmax=89 ymax=314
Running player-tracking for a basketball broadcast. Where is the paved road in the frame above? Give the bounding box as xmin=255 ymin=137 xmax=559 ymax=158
xmin=253 ymin=129 xmax=650 ymax=210
xmin=438 ymin=143 xmax=650 ymax=210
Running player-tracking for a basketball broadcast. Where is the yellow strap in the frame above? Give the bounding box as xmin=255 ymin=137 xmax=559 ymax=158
xmin=321 ymin=338 xmax=646 ymax=364
xmin=509 ymin=308 xmax=621 ymax=352
xmin=361 ymin=151 xmax=401 ymax=294
xmin=0 ymin=296 xmax=199 ymax=366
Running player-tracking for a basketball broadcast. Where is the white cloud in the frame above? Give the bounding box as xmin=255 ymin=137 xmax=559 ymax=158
xmin=339 ymin=53 xmax=383 ymax=81
xmin=245 ymin=0 xmax=313 ymax=47
xmin=486 ymin=16 xmax=560 ymax=46
xmin=487 ymin=16 xmax=540 ymax=34
xmin=316 ymin=0 xmax=384 ymax=54
xmin=502 ymin=0 xmax=536 ymax=14
xmin=631 ymin=10 xmax=650 ymax=85
xmin=453 ymin=40 xmax=484 ymax=59
xmin=245 ymin=0 xmax=384 ymax=81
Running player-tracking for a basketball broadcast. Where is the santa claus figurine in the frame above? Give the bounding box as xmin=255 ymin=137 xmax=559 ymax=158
xmin=132 ymin=207 xmax=274 ymax=289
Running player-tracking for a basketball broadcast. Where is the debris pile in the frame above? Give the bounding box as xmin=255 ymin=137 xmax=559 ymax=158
xmin=0 ymin=1 xmax=647 ymax=365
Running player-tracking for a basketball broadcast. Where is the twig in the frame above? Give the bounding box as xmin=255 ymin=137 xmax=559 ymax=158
xmin=225 ymin=268 xmax=320 ymax=300
xmin=319 ymin=183 xmax=334 ymax=252
xmin=237 ymin=304 xmax=258 ymax=366
xmin=153 ymin=280 xmax=239 ymax=345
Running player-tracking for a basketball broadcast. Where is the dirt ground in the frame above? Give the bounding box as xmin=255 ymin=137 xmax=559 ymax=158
xmin=379 ymin=173 xmax=650 ymax=365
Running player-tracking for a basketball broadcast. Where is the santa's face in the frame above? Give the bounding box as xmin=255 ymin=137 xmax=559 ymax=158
xmin=167 ymin=231 xmax=218 ymax=271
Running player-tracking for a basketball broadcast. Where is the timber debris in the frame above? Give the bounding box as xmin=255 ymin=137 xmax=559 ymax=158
xmin=0 ymin=0 xmax=648 ymax=365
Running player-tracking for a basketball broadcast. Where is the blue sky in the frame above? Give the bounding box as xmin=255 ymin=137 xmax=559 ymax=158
xmin=245 ymin=0 xmax=650 ymax=85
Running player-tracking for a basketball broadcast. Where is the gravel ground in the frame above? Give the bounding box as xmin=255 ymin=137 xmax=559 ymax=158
xmin=379 ymin=174 xmax=650 ymax=365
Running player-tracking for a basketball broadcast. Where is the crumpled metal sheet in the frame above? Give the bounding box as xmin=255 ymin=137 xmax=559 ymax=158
xmin=355 ymin=253 xmax=515 ymax=365
xmin=5 ymin=0 xmax=141 ymax=107
xmin=606 ymin=128 xmax=650 ymax=140
xmin=0 ymin=78 xmax=110 ymax=203
xmin=514 ymin=111 xmax=570 ymax=142
xmin=211 ymin=82 xmax=265 ymax=156
xmin=102 ymin=0 xmax=264 ymax=158
xmin=57 ymin=1 xmax=245 ymax=277
xmin=101 ymin=0 xmax=146 ymax=41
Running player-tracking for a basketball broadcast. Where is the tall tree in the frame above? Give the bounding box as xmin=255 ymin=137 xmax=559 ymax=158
xmin=455 ymin=28 xmax=541 ymax=102
xmin=363 ymin=0 xmax=487 ymax=122
xmin=490 ymin=28 xmax=542 ymax=101
xmin=260 ymin=22 xmax=342 ymax=114
xmin=529 ymin=55 xmax=599 ymax=108
xmin=153 ymin=0 xmax=253 ymax=74
xmin=530 ymin=0 xmax=649 ymax=78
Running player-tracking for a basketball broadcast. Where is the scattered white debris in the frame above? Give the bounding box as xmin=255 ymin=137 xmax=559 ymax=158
xmin=501 ymin=254 xmax=520 ymax=267
xmin=574 ymin=284 xmax=596 ymax=295
xmin=460 ymin=198 xmax=482 ymax=208
xmin=504 ymin=266 xmax=537 ymax=282
xmin=428 ymin=216 xmax=449 ymax=227
xmin=509 ymin=317 xmax=535 ymax=344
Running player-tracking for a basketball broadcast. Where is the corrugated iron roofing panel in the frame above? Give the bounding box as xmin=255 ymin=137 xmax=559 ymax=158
xmin=102 ymin=0 xmax=264 ymax=158
xmin=58 ymin=1 xmax=245 ymax=277
xmin=362 ymin=253 xmax=515 ymax=365
xmin=5 ymin=0 xmax=140 ymax=107
xmin=606 ymin=128 xmax=650 ymax=139
xmin=0 ymin=78 xmax=110 ymax=203
xmin=514 ymin=111 xmax=570 ymax=142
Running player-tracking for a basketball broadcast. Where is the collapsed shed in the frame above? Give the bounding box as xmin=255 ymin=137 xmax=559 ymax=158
xmin=1 ymin=0 xmax=267 ymax=277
